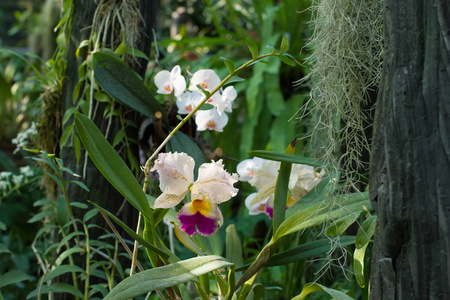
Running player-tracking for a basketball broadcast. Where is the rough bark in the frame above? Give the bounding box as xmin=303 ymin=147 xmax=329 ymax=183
xmin=369 ymin=0 xmax=450 ymax=299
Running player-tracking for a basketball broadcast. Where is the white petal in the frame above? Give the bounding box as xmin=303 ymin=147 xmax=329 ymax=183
xmin=191 ymin=159 xmax=238 ymax=204
xmin=248 ymin=159 xmax=280 ymax=190
xmin=222 ymin=86 xmax=237 ymax=101
xmin=172 ymin=74 xmax=187 ymax=97
xmin=151 ymin=152 xmax=194 ymax=196
xmin=236 ymin=159 xmax=255 ymax=182
xmin=170 ymin=65 xmax=182 ymax=78
xmin=195 ymin=108 xmax=229 ymax=132
xmin=154 ymin=192 xmax=187 ymax=209
xmin=189 ymin=69 xmax=221 ymax=92
xmin=154 ymin=70 xmax=172 ymax=94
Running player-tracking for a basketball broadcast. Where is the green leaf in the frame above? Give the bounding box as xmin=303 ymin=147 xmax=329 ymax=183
xmin=66 ymin=180 xmax=89 ymax=192
xmin=354 ymin=243 xmax=369 ymax=288
xmin=226 ymin=225 xmax=243 ymax=269
xmin=113 ymin=129 xmax=125 ymax=147
xmin=89 ymin=201 xmax=170 ymax=259
xmin=0 ymin=270 xmax=31 ymax=287
xmin=197 ymin=103 xmax=215 ymax=111
xmin=28 ymin=210 xmax=53 ymax=223
xmin=272 ymin=142 xmax=295 ymax=232
xmin=173 ymin=225 xmax=205 ymax=256
xmin=92 ymin=52 xmax=168 ymax=125
xmin=280 ymin=36 xmax=289 ymax=53
xmin=221 ymin=57 xmax=235 ymax=74
xmin=355 ymin=215 xmax=377 ymax=249
xmin=246 ymin=37 xmax=259 ymax=59
xmin=224 ymin=76 xmax=245 ymax=85
xmin=247 ymin=150 xmax=323 ymax=167
xmin=275 ymin=192 xmax=371 ymax=240
xmin=266 ymin=236 xmax=356 ymax=267
xmin=292 ymin=283 xmax=354 ymax=300
xmin=59 ymin=124 xmax=74 ymax=149
xmin=83 ymin=208 xmax=99 ymax=222
xmin=0 ymin=243 xmax=11 ymax=256
xmin=278 ymin=54 xmax=295 ymax=66
xmin=44 ymin=265 xmax=85 ymax=282
xmin=73 ymin=134 xmax=81 ymax=162
xmin=29 ymin=282 xmax=84 ymax=298
xmin=62 ymin=107 xmax=78 ymax=125
xmin=74 ymin=113 xmax=153 ymax=222
xmin=104 ymin=256 xmax=234 ymax=300
xmin=325 ymin=212 xmax=360 ymax=236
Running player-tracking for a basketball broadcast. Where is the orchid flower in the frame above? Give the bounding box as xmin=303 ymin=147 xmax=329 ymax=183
xmin=189 ymin=69 xmax=221 ymax=93
xmin=175 ymin=91 xmax=203 ymax=115
xmin=154 ymin=65 xmax=186 ymax=97
xmin=195 ymin=108 xmax=229 ymax=132
xmin=151 ymin=152 xmax=238 ymax=236
xmin=237 ymin=157 xmax=322 ymax=219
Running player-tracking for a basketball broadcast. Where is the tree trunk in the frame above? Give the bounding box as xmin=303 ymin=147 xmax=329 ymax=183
xmin=369 ymin=0 xmax=450 ymax=299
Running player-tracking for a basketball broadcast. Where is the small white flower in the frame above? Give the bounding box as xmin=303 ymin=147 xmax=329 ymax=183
xmin=189 ymin=69 xmax=221 ymax=93
xmin=0 ymin=180 xmax=9 ymax=191
xmin=12 ymin=175 xmax=24 ymax=186
xmin=175 ymin=91 xmax=203 ymax=115
xmin=154 ymin=65 xmax=186 ymax=97
xmin=20 ymin=166 xmax=34 ymax=177
xmin=0 ymin=172 xmax=12 ymax=179
xmin=195 ymin=108 xmax=229 ymax=132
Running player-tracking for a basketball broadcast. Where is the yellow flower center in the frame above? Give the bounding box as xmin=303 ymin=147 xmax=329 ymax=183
xmin=191 ymin=199 xmax=211 ymax=215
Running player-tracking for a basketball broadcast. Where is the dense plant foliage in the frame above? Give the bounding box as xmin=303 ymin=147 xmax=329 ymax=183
xmin=0 ymin=0 xmax=379 ymax=299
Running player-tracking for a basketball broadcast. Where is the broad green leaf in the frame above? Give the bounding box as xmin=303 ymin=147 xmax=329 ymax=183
xmin=354 ymin=243 xmax=369 ymax=288
xmin=104 ymin=256 xmax=233 ymax=300
xmin=246 ymin=37 xmax=259 ymax=59
xmin=0 ymin=270 xmax=31 ymax=287
xmin=92 ymin=52 xmax=168 ymax=125
xmin=89 ymin=201 xmax=170 ymax=259
xmin=266 ymin=236 xmax=356 ymax=267
xmin=83 ymin=208 xmax=99 ymax=222
xmin=326 ymin=212 xmax=360 ymax=236
xmin=221 ymin=57 xmax=236 ymax=74
xmin=62 ymin=107 xmax=78 ymax=125
xmin=226 ymin=224 xmax=243 ymax=269
xmin=44 ymin=265 xmax=84 ymax=282
xmin=248 ymin=150 xmax=323 ymax=167
xmin=280 ymin=36 xmax=289 ymax=53
xmin=56 ymin=195 xmax=71 ymax=233
xmin=355 ymin=215 xmax=377 ymax=249
xmin=292 ymin=283 xmax=353 ymax=300
xmin=275 ymin=192 xmax=371 ymax=240
xmin=75 ymin=113 xmax=153 ymax=221
xmin=55 ymin=247 xmax=84 ymax=265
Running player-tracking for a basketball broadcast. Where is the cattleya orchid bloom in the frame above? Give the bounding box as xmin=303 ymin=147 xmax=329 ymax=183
xmin=151 ymin=152 xmax=238 ymax=236
xmin=154 ymin=65 xmax=186 ymax=97
xmin=237 ymin=157 xmax=322 ymax=219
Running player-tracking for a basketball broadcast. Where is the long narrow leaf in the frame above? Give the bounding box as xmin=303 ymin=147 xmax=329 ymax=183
xmin=247 ymin=150 xmax=323 ymax=167
xmin=275 ymin=192 xmax=371 ymax=240
xmin=104 ymin=256 xmax=233 ymax=300
xmin=74 ymin=113 xmax=153 ymax=221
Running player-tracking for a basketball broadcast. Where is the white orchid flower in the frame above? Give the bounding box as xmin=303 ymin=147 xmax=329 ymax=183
xmin=154 ymin=65 xmax=186 ymax=97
